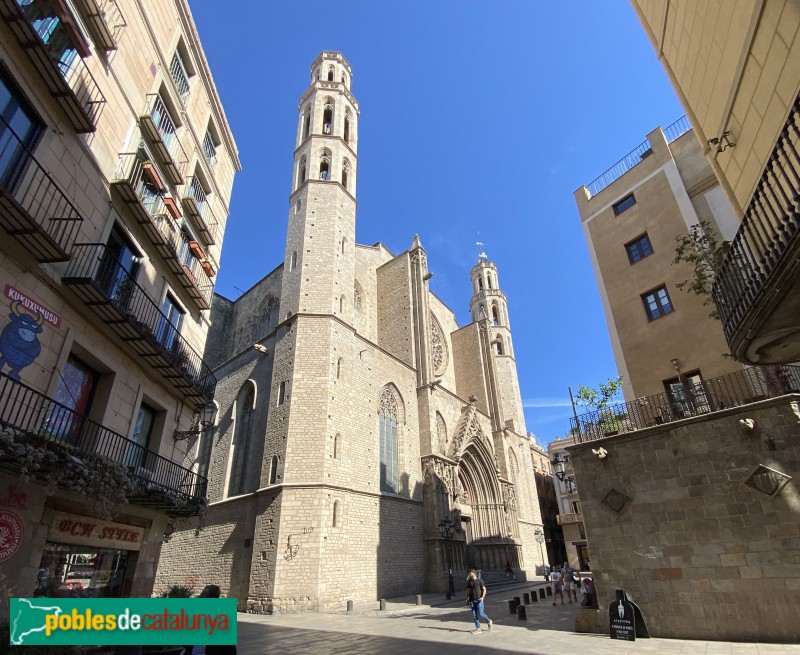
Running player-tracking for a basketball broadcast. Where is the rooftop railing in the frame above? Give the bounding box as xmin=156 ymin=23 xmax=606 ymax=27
xmin=0 ymin=113 xmax=84 ymax=262
xmin=584 ymin=115 xmax=691 ymax=198
xmin=0 ymin=371 xmax=207 ymax=513
xmin=712 ymin=96 xmax=800 ymax=346
xmin=664 ymin=115 xmax=691 ymax=143
xmin=570 ymin=365 xmax=800 ymax=442
xmin=586 ymin=138 xmax=652 ymax=197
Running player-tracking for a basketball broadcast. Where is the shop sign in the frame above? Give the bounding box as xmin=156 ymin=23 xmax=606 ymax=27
xmin=4 ymin=285 xmax=62 ymax=328
xmin=0 ymin=509 xmax=24 ymax=562
xmin=51 ymin=512 xmax=144 ymax=551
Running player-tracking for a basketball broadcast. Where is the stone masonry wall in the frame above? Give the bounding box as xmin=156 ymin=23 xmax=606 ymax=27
xmin=569 ymin=396 xmax=800 ymax=642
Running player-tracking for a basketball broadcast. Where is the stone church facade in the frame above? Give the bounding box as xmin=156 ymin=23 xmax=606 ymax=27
xmin=155 ymin=51 xmax=544 ymax=613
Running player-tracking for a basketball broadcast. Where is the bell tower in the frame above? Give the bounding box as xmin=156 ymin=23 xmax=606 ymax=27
xmin=281 ymin=51 xmax=359 ymax=319
xmin=469 ymin=244 xmax=526 ymax=434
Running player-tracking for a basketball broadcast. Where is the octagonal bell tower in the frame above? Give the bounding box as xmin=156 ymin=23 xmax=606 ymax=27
xmin=281 ymin=51 xmax=359 ymax=319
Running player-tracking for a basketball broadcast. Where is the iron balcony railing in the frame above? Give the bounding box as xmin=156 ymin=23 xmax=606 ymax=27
xmin=183 ymin=176 xmax=221 ymax=245
xmin=0 ymin=372 xmax=207 ymax=513
xmin=712 ymin=96 xmax=800 ymax=345
xmin=169 ymin=51 xmax=190 ymax=101
xmin=201 ymin=132 xmax=217 ymax=168
xmin=72 ymin=0 xmax=126 ymax=51
xmin=0 ymin=0 xmax=106 ymax=132
xmin=140 ymin=94 xmax=188 ymax=185
xmin=570 ymin=365 xmax=800 ymax=442
xmin=62 ymin=243 xmax=217 ymax=403
xmin=0 ymin=113 xmax=84 ymax=262
xmin=112 ymin=153 xmax=213 ymax=309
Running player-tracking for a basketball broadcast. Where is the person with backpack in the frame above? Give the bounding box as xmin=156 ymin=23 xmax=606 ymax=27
xmin=465 ymin=570 xmax=493 ymax=634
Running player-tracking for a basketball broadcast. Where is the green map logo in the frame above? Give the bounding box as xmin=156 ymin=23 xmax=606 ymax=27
xmin=9 ymin=598 xmax=237 ymax=646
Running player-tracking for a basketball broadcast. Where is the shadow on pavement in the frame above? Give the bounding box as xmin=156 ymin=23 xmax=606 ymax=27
xmin=239 ymin=623 xmax=550 ymax=655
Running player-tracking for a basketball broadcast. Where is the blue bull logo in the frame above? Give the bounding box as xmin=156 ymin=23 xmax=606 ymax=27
xmin=0 ymin=300 xmax=45 ymax=380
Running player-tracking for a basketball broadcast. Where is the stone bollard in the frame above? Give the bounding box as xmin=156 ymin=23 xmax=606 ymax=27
xmin=379 ymin=599 xmax=386 ymax=611
xmin=508 ymin=599 xmax=517 ymax=614
xmin=546 ymin=586 xmax=552 ymax=597
xmin=517 ymin=604 xmax=527 ymax=620
xmin=513 ymin=596 xmax=521 ymax=607
xmin=415 ymin=595 xmax=422 ymax=606
xmin=523 ymin=592 xmax=530 ymax=605
xmin=539 ymin=588 xmax=546 ymax=599
xmin=346 ymin=600 xmax=353 ymax=612
xmin=531 ymin=590 xmax=538 ymax=602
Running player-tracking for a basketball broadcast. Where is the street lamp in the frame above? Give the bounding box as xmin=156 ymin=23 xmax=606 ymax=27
xmin=173 ymin=402 xmax=218 ymax=441
xmin=534 ymin=527 xmax=546 ymax=576
xmin=551 ymin=453 xmax=569 ymax=481
xmin=438 ymin=517 xmax=456 ymax=600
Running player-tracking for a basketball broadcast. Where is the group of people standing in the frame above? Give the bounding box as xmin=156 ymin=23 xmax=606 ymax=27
xmin=549 ymin=562 xmax=596 ymax=607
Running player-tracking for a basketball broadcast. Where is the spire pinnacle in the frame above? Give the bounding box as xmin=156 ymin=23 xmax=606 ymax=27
xmin=476 ymin=239 xmax=488 ymax=262
xmin=411 ymin=234 xmax=423 ymax=250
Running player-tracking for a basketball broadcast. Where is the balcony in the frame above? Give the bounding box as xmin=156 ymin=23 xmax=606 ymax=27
xmin=0 ymin=114 xmax=84 ymax=262
xmin=183 ymin=176 xmax=221 ymax=245
xmin=0 ymin=0 xmax=106 ymax=132
xmin=571 ymin=365 xmax=800 ymax=442
xmin=139 ymin=94 xmax=188 ymax=186
xmin=111 ymin=153 xmax=213 ymax=309
xmin=62 ymin=243 xmax=216 ymax=404
xmin=556 ymin=513 xmax=583 ymax=526
xmin=169 ymin=50 xmax=190 ymax=102
xmin=0 ymin=372 xmax=207 ymax=516
xmin=712 ymin=96 xmax=800 ymax=364
xmin=71 ymin=0 xmax=125 ymax=51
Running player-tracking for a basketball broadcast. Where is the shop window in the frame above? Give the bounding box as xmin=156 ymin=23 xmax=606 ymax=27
xmin=35 ymin=543 xmax=130 ymax=598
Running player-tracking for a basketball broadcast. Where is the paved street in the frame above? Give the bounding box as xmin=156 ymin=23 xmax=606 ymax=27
xmin=237 ymin=582 xmax=800 ymax=654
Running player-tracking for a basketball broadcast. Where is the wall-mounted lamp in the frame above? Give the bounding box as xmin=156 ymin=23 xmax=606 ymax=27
xmin=551 ymin=453 xmax=569 ymax=481
xmin=173 ymin=402 xmax=218 ymax=441
xmin=707 ymin=131 xmax=736 ymax=153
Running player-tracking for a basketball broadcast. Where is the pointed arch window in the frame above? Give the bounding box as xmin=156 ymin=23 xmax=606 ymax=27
xmin=298 ymin=155 xmax=307 ymax=189
xmin=344 ymin=108 xmax=352 ymax=143
xmin=323 ymin=98 xmax=334 ymax=134
xmin=487 ymin=274 xmax=493 ymax=289
xmin=269 ymin=454 xmax=279 ymax=485
xmin=289 ymin=251 xmax=297 ymax=272
xmin=478 ymin=277 xmax=483 ymax=291
xmin=302 ymin=107 xmax=311 ymax=140
xmin=379 ymin=385 xmax=402 ymax=493
xmin=319 ymin=149 xmax=331 ymax=180
xmin=336 ymin=357 xmax=343 ymax=379
xmin=332 ymin=500 xmax=339 ymax=527
xmin=342 ymin=158 xmax=350 ymax=190
xmin=495 ymin=337 xmax=504 ymax=355
xmin=333 ymin=433 xmax=341 ymax=459
xmin=492 ymin=305 xmax=499 ymax=326
xmin=327 ymin=67 xmax=334 ymax=82
xmin=228 ymin=384 xmax=256 ymax=497
xmin=339 ymin=295 xmax=345 ymax=314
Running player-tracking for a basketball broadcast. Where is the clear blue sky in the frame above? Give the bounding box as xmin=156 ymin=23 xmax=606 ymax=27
xmin=190 ymin=1 xmax=685 ymax=447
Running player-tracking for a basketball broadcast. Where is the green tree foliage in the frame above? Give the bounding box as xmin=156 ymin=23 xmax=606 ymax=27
xmin=673 ymin=220 xmax=729 ymax=319
xmin=575 ymin=376 xmax=623 ymax=411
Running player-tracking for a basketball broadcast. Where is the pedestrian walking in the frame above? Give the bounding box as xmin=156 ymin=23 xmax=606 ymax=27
xmin=550 ymin=566 xmax=564 ymax=606
xmin=562 ymin=561 xmax=578 ymax=604
xmin=466 ymin=569 xmax=493 ymax=634
xmin=504 ymin=560 xmax=514 ymax=578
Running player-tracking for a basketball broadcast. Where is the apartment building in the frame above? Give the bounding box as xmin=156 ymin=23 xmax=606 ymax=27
xmin=0 ymin=0 xmax=239 ymax=607
xmin=574 ymin=118 xmax=746 ymax=407
xmin=631 ymin=0 xmax=800 ymax=364
xmin=547 ymin=435 xmax=589 ymax=571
